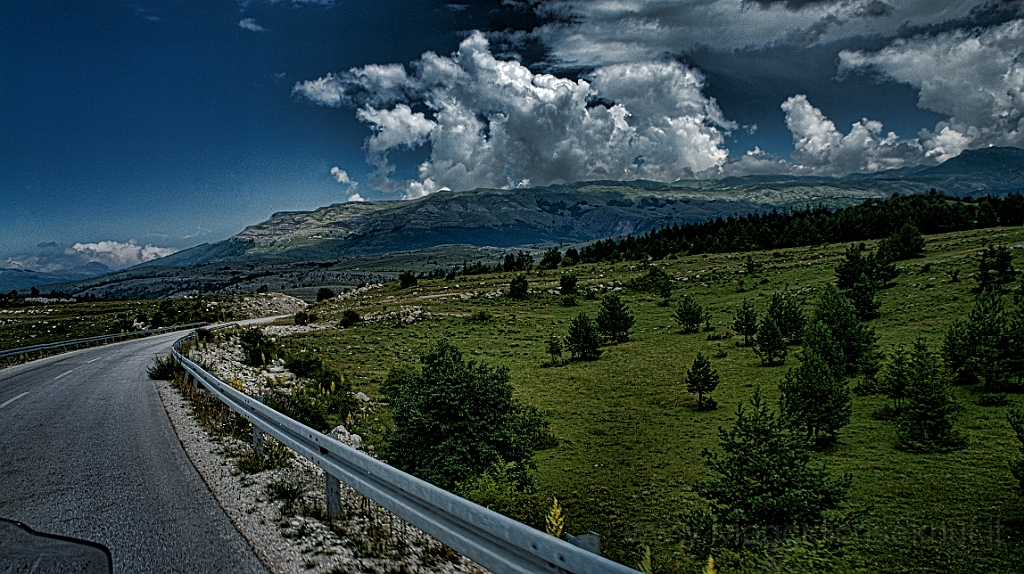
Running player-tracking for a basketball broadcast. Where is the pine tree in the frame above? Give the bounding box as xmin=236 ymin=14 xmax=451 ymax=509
xmin=546 ymin=335 xmax=562 ymax=366
xmin=508 ymin=275 xmax=529 ymax=300
xmin=813 ymin=284 xmax=876 ymax=375
xmin=686 ymin=352 xmax=721 ymax=410
xmin=845 ymin=272 xmax=881 ymax=320
xmin=675 ymin=294 xmax=705 ymax=334
xmin=801 ymin=320 xmax=845 ymax=379
xmin=878 ymin=222 xmax=925 ymax=261
xmin=779 ymin=351 xmax=852 ymax=445
xmin=943 ymin=289 xmax=1011 ymax=390
xmin=976 ymin=244 xmax=1017 ymax=293
xmin=733 ymin=300 xmax=758 ymax=347
xmin=596 ymin=293 xmax=635 ymax=343
xmin=880 ymin=344 xmax=911 ymax=415
xmin=753 ymin=315 xmax=787 ymax=366
xmin=566 ymin=313 xmax=602 ymax=361
xmin=897 ymin=339 xmax=965 ymax=452
xmin=766 ymin=292 xmax=806 ymax=344
xmin=696 ymin=387 xmax=851 ymax=539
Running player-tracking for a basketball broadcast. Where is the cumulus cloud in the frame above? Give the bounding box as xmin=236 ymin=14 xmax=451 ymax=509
xmin=3 ymin=240 xmax=176 ymax=274
xmin=330 ymin=166 xmax=362 ymax=202
xmin=839 ymin=17 xmax=1024 ymax=162
xmin=67 ymin=240 xmax=177 ymax=270
xmin=295 ymin=32 xmax=734 ymax=198
xmin=238 ymin=18 xmax=268 ymax=32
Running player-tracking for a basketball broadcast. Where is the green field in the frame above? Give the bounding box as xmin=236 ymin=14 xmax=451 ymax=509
xmin=273 ymin=225 xmax=1024 ymax=572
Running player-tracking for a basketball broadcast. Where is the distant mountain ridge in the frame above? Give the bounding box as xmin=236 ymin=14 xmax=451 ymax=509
xmin=153 ymin=146 xmax=1024 ymax=267
xmin=10 ymin=146 xmax=1023 ymax=296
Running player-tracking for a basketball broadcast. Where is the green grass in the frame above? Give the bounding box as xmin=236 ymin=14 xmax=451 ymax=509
xmin=276 ymin=226 xmax=1024 ymax=573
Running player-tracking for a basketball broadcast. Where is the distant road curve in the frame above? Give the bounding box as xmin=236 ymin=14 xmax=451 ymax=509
xmin=0 ymin=322 xmax=284 ymax=573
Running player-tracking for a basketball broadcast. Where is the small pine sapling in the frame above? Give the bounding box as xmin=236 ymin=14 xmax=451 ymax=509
xmin=686 ymin=352 xmax=720 ymax=410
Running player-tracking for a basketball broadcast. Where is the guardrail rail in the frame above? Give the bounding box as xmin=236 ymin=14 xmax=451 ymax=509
xmin=171 ymin=327 xmax=640 ymax=574
xmin=1 ymin=322 xmax=209 ymax=367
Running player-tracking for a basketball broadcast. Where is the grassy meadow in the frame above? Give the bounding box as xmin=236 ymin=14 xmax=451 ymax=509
xmin=274 ymin=227 xmax=1024 ymax=572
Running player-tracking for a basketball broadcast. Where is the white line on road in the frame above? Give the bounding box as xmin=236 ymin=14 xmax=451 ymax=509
xmin=1 ymin=392 xmax=29 ymax=409
xmin=54 ymin=370 xmax=74 ymax=380
xmin=87 ymin=358 xmax=100 ymax=364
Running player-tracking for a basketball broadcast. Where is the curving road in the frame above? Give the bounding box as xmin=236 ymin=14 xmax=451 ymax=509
xmin=0 ymin=330 xmax=269 ymax=573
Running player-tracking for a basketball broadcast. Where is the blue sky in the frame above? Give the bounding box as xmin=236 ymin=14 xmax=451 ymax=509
xmin=2 ymin=1 xmax=1022 ymax=272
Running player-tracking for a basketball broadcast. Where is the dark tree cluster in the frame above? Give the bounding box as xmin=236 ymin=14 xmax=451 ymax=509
xmin=502 ymin=251 xmax=535 ymax=273
xmin=577 ymin=191 xmax=1024 ymax=264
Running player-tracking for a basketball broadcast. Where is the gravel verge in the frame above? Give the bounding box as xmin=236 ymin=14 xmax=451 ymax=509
xmin=155 ymin=373 xmax=489 ymax=574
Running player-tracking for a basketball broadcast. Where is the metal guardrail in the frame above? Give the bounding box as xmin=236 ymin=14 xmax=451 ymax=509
xmin=171 ymin=328 xmax=640 ymax=574
xmin=0 ymin=322 xmax=209 ymax=366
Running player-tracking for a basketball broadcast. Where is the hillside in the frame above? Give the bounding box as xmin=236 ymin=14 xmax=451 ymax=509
xmin=18 ymin=147 xmax=1024 ymax=298
xmin=269 ymin=223 xmax=1024 ymax=573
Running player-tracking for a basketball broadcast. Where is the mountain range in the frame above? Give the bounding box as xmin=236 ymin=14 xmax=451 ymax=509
xmin=10 ymin=146 xmax=1024 ymax=298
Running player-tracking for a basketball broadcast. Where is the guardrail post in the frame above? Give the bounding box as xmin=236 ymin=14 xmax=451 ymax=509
xmin=326 ymin=473 xmax=342 ymax=521
xmin=252 ymin=396 xmax=264 ymax=458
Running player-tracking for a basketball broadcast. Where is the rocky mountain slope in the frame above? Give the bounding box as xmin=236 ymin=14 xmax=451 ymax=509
xmin=17 ymin=146 xmax=1024 ymax=298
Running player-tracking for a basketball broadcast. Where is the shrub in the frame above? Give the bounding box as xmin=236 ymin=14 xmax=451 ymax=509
xmin=560 ymin=295 xmax=578 ymax=307
xmin=339 ymin=309 xmax=362 ymax=327
xmin=383 ymin=340 xmax=545 ymax=489
xmin=879 ymin=222 xmax=925 ymax=261
xmin=239 ymin=327 xmax=276 ymax=367
xmin=468 ymin=310 xmax=492 ymax=322
xmin=630 ymin=266 xmax=672 ymax=298
xmin=546 ymin=335 xmax=563 ymax=365
xmin=454 ymin=458 xmax=545 ymax=526
xmin=508 ymin=275 xmax=529 ymax=300
xmin=294 ymin=311 xmax=309 ymax=325
xmin=147 ymin=353 xmax=181 ymax=380
xmin=559 ymin=273 xmax=578 ymax=296
xmin=566 ymin=313 xmax=603 ymax=361
xmin=399 ymin=271 xmax=418 ymax=289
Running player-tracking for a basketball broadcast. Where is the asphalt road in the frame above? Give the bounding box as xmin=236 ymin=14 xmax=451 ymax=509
xmin=0 ymin=331 xmax=269 ymax=573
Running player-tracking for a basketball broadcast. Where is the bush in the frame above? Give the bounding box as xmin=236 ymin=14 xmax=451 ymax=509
xmin=630 ymin=266 xmax=672 ymax=298
xmin=559 ymin=273 xmax=578 ymax=296
xmin=508 ymin=275 xmax=529 ymax=300
xmin=147 ymin=353 xmax=181 ymax=380
xmin=239 ymin=327 xmax=276 ymax=367
xmin=339 ymin=309 xmax=362 ymax=327
xmin=294 ymin=311 xmax=309 ymax=325
xmin=316 ymin=287 xmax=335 ymax=302
xmin=566 ymin=313 xmax=603 ymax=361
xmin=559 ymin=295 xmax=578 ymax=307
xmin=454 ymin=458 xmax=545 ymax=526
xmin=383 ymin=340 xmax=545 ymax=489
xmin=399 ymin=271 xmax=418 ymax=289
xmin=468 ymin=310 xmax=492 ymax=322
xmin=686 ymin=352 xmax=720 ymax=410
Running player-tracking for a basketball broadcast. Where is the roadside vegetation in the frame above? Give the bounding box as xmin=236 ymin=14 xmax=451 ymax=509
xmin=263 ymin=219 xmax=1024 ymax=573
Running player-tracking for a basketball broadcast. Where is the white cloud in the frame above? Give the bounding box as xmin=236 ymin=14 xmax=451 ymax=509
xmin=531 ymin=0 xmax=989 ymax=62
xmin=238 ymin=18 xmax=268 ymax=32
xmin=347 ymin=193 xmax=365 ymax=202
xmin=3 ymin=240 xmax=177 ymax=274
xmin=839 ymin=17 xmax=1024 ymax=162
xmin=67 ymin=240 xmax=176 ymax=270
xmin=330 ymin=166 xmax=351 ymax=184
xmin=296 ymin=32 xmax=733 ymax=198
xmin=779 ymin=94 xmax=928 ymax=175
